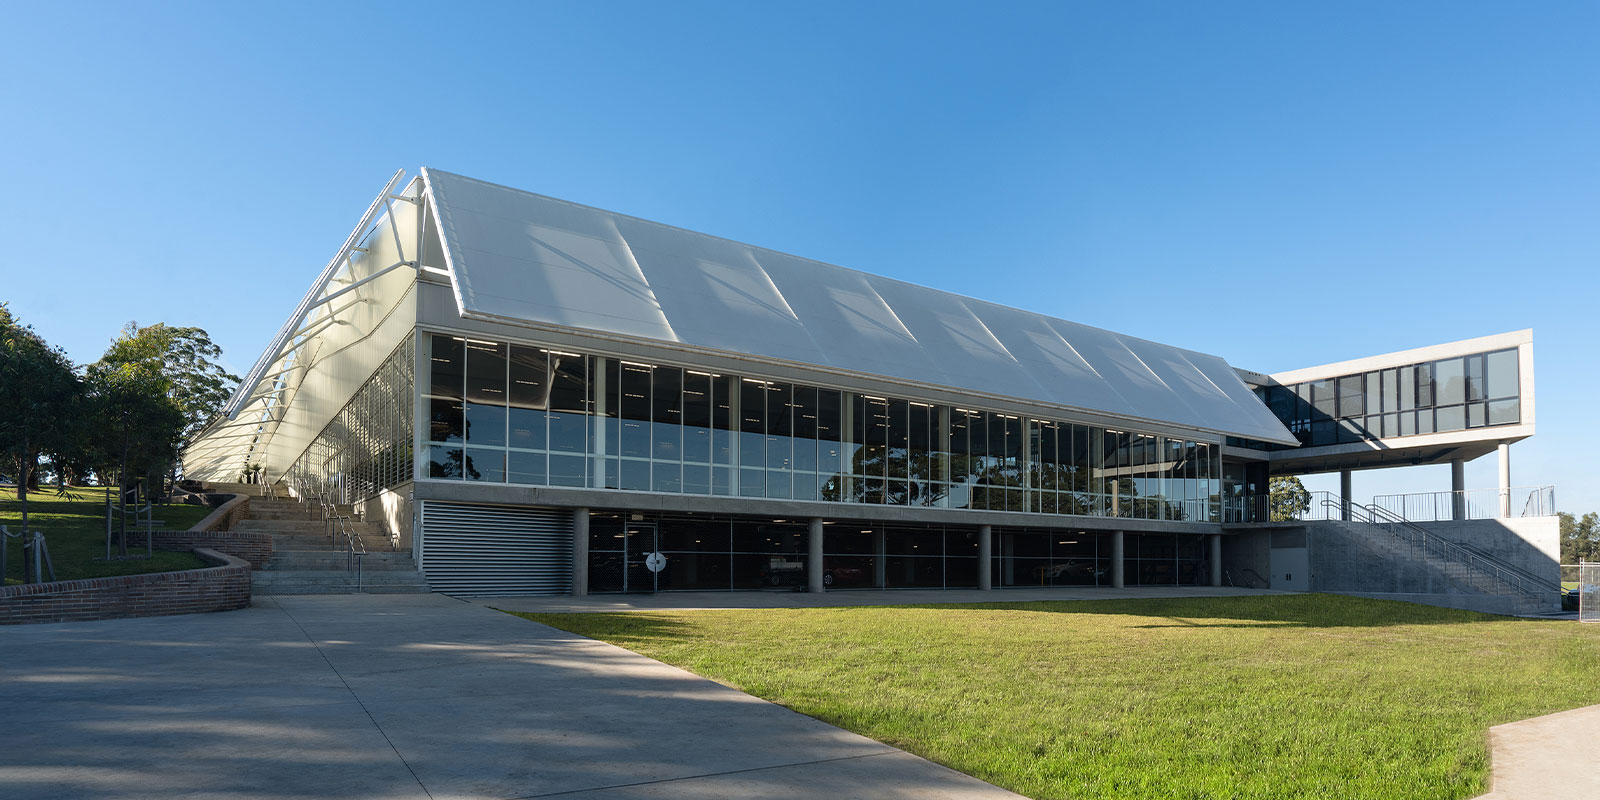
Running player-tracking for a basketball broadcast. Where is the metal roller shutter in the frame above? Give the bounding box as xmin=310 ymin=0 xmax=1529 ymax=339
xmin=420 ymin=501 xmax=574 ymax=596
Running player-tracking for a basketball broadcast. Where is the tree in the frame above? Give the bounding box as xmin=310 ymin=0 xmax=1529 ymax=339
xmin=0 ymin=303 xmax=83 ymax=537
xmin=1268 ymin=475 xmax=1311 ymax=522
xmin=99 ymin=322 xmax=238 ymax=441
xmin=84 ymin=351 xmax=186 ymax=557
xmin=1560 ymin=511 xmax=1600 ymax=565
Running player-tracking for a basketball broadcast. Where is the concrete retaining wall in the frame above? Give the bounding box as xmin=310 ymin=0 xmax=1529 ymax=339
xmin=358 ymin=483 xmax=413 ymax=550
xmin=0 ymin=548 xmax=251 ymax=625
xmin=1221 ymin=517 xmax=1562 ymax=614
xmin=151 ymin=493 xmax=274 ymax=570
xmin=1409 ymin=517 xmax=1560 ymax=584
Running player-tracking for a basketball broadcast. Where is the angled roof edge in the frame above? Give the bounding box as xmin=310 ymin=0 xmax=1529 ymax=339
xmin=418 ymin=167 xmax=1299 ymax=446
xmin=1266 ymin=329 xmax=1532 ymax=386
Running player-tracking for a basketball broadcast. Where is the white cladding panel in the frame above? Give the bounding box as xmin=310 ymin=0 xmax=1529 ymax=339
xmin=184 ymin=206 xmax=419 ymax=481
xmin=420 ymin=502 xmax=574 ymax=596
xmin=423 ymin=168 xmax=1296 ymax=444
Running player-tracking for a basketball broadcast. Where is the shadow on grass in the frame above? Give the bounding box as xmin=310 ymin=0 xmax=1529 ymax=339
xmin=510 ymin=610 xmax=700 ymax=642
xmin=913 ymin=593 xmax=1521 ymax=628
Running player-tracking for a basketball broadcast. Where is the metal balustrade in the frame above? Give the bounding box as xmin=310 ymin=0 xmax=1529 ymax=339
xmin=1371 ymin=486 xmax=1556 ymax=522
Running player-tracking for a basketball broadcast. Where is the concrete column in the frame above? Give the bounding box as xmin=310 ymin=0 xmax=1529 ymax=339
xmin=1498 ymin=442 xmax=1512 ymax=518
xmin=1209 ymin=533 xmax=1223 ymax=587
xmin=873 ymin=528 xmax=886 ymax=588
xmin=1451 ymin=458 xmax=1467 ymax=521
xmin=572 ymin=508 xmax=590 ymax=596
xmin=1339 ymin=469 xmax=1353 ymax=521
xmin=1110 ymin=531 xmax=1125 ymax=589
xmin=807 ymin=517 xmax=825 ymax=593
xmin=977 ymin=525 xmax=992 ymax=590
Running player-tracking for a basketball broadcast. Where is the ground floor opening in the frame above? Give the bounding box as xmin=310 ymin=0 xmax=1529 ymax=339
xmin=585 ymin=511 xmax=1212 ymax=594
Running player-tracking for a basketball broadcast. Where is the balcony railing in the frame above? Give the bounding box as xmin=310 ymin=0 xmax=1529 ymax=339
xmin=1371 ymin=486 xmax=1556 ymax=522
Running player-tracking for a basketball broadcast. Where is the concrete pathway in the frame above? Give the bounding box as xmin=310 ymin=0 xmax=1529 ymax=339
xmin=482 ymin=585 xmax=1291 ymax=614
xmin=0 ymin=594 xmax=1022 ymax=800
xmin=1476 ymin=703 xmax=1600 ymax=799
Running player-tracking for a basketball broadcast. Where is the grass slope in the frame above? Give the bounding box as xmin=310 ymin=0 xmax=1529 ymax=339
xmin=2 ymin=488 xmax=211 ymax=585
xmin=519 ymin=595 xmax=1600 ymax=800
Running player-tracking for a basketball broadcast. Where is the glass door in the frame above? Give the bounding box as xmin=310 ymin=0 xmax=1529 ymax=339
xmin=623 ymin=523 xmax=659 ymax=593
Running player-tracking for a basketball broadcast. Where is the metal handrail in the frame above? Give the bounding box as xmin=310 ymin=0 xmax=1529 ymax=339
xmin=334 ymin=514 xmax=366 ymax=590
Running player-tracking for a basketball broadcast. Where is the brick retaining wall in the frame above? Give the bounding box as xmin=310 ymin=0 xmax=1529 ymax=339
xmin=0 ymin=548 xmax=250 ymax=625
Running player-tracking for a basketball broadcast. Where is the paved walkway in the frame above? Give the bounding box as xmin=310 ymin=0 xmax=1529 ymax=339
xmin=481 ymin=585 xmax=1290 ymax=614
xmin=1476 ymin=703 xmax=1600 ymax=799
xmin=0 ymin=594 xmax=1021 ymax=800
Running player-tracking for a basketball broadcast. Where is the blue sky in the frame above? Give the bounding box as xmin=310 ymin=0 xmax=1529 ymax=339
xmin=3 ymin=2 xmax=1596 ymax=509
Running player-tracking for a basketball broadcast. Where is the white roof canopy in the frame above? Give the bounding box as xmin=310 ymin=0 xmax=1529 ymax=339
xmin=422 ymin=168 xmax=1297 ymax=444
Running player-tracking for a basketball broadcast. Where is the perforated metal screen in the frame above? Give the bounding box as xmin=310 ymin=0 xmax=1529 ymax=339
xmin=419 ymin=501 xmax=574 ymax=596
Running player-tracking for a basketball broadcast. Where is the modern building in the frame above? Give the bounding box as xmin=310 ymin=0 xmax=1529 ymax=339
xmin=185 ymin=169 xmax=1553 ymax=607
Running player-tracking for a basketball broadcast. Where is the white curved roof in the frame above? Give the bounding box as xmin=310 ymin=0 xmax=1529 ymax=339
xmin=423 ymin=168 xmax=1297 ymax=445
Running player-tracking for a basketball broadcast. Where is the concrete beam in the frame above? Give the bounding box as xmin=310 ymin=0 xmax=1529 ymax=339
xmin=408 ymin=479 xmax=1223 ymax=534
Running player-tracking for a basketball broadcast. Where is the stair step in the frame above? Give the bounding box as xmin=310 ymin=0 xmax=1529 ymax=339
xmin=254 ymin=585 xmax=432 ymax=595
xmin=264 ymin=562 xmax=420 ymax=571
xmin=253 ymin=571 xmax=428 ymax=584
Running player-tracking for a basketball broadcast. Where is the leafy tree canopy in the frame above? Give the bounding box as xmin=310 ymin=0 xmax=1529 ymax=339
xmin=0 ymin=302 xmax=83 ymax=504
xmin=99 ymin=322 xmax=238 ymax=440
xmin=1269 ymin=475 xmax=1311 ymax=522
xmin=1560 ymin=511 xmax=1600 ymax=565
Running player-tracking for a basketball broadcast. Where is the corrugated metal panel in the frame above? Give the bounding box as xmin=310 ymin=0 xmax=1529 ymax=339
xmin=421 ymin=167 xmax=1299 ymax=445
xmin=420 ymin=501 xmax=573 ymax=596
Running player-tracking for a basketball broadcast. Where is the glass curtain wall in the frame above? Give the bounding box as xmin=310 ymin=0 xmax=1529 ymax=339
xmin=1247 ymin=348 xmax=1521 ymax=449
xmin=994 ymin=530 xmax=1110 ymax=587
xmin=291 ymin=337 xmax=415 ymax=503
xmin=423 ymin=334 xmax=1224 ymax=522
xmin=583 ymin=513 xmax=1209 ymax=593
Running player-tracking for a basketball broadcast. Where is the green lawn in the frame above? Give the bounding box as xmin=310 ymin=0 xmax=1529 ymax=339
xmin=2 ymin=488 xmax=212 ymax=585
xmin=517 ymin=595 xmax=1600 ymax=800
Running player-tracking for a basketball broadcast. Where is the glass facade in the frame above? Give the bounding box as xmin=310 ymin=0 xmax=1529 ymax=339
xmin=1241 ymin=348 xmax=1521 ymax=450
xmin=292 ymin=337 xmax=416 ymax=503
xmin=423 ymin=334 xmax=1225 ymax=522
xmin=585 ymin=511 xmax=1207 ymax=593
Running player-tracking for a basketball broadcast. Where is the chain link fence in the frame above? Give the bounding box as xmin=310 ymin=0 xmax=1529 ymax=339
xmin=1581 ymin=562 xmax=1599 ymax=623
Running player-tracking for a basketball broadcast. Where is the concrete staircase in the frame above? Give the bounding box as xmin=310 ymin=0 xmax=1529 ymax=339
xmin=205 ymin=485 xmax=429 ymax=595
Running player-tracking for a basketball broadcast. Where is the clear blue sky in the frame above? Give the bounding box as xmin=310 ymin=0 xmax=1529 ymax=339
xmin=3 ymin=2 xmax=1596 ymax=510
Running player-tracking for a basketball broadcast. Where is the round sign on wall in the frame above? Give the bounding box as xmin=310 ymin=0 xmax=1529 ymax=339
xmin=644 ymin=551 xmax=667 ymax=573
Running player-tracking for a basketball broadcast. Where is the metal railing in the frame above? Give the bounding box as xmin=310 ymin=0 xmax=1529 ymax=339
xmin=2 ymin=525 xmax=56 ymax=584
xmin=1300 ymin=493 xmax=1560 ymax=602
xmin=1291 ymin=491 xmax=1347 ymax=521
xmin=333 ymin=513 xmax=366 ymax=590
xmin=1371 ymin=486 xmax=1556 ymax=522
xmin=295 ymin=469 xmax=368 ymax=589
